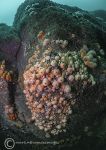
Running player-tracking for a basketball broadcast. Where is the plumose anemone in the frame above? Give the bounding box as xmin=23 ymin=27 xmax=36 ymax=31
xmin=22 ymin=31 xmax=105 ymax=136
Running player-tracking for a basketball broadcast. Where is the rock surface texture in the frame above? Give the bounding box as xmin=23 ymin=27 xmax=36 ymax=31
xmin=0 ymin=0 xmax=106 ymax=149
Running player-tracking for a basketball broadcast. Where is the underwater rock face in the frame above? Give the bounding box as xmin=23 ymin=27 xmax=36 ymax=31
xmin=0 ymin=40 xmax=20 ymax=60
xmin=0 ymin=0 xmax=104 ymax=142
xmin=0 ymin=78 xmax=9 ymax=108
xmin=13 ymin=0 xmax=106 ymax=139
xmin=21 ymin=31 xmax=106 ymax=138
xmin=0 ymin=24 xmax=20 ymax=61
xmin=23 ymin=34 xmax=97 ymax=136
xmin=90 ymin=10 xmax=106 ymax=22
xmin=15 ymin=0 xmax=106 ymax=73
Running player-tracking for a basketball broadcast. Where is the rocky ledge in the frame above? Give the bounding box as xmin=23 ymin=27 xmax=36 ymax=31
xmin=0 ymin=0 xmax=106 ymax=149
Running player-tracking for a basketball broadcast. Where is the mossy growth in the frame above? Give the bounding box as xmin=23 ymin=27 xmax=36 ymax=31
xmin=0 ymin=23 xmax=20 ymax=42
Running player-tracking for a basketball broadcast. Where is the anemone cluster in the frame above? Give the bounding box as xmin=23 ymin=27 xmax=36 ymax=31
xmin=24 ymin=0 xmax=54 ymax=17
xmin=24 ymin=2 xmax=41 ymax=17
xmin=0 ymin=60 xmax=13 ymax=82
xmin=80 ymin=49 xmax=98 ymax=68
xmin=80 ymin=47 xmax=105 ymax=69
xmin=23 ymin=31 xmax=98 ymax=135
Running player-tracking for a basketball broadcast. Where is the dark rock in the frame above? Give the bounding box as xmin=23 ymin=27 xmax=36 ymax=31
xmin=0 ymin=0 xmax=106 ymax=148
xmin=0 ymin=24 xmax=20 ymax=61
xmin=14 ymin=0 xmax=106 ymax=73
xmin=90 ymin=10 xmax=106 ymax=22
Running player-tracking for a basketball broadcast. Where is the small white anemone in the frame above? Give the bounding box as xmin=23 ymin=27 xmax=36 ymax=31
xmin=64 ymin=85 xmax=71 ymax=93
xmin=68 ymin=75 xmax=74 ymax=82
xmin=61 ymin=40 xmax=68 ymax=48
xmin=53 ymin=69 xmax=60 ymax=76
xmin=51 ymin=60 xmax=57 ymax=67
xmin=45 ymin=56 xmax=51 ymax=61
xmin=67 ymin=67 xmax=73 ymax=74
xmin=52 ymin=80 xmax=59 ymax=88
xmin=43 ymin=39 xmax=50 ymax=46
xmin=57 ymin=77 xmax=64 ymax=83
xmin=42 ymin=78 xmax=49 ymax=86
xmin=75 ymin=74 xmax=81 ymax=80
xmin=55 ymin=56 xmax=60 ymax=61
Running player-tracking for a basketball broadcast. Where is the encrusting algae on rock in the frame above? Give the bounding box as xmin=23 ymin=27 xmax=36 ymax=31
xmin=0 ymin=60 xmax=13 ymax=82
xmin=0 ymin=59 xmax=18 ymax=121
xmin=23 ymin=31 xmax=105 ymax=136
